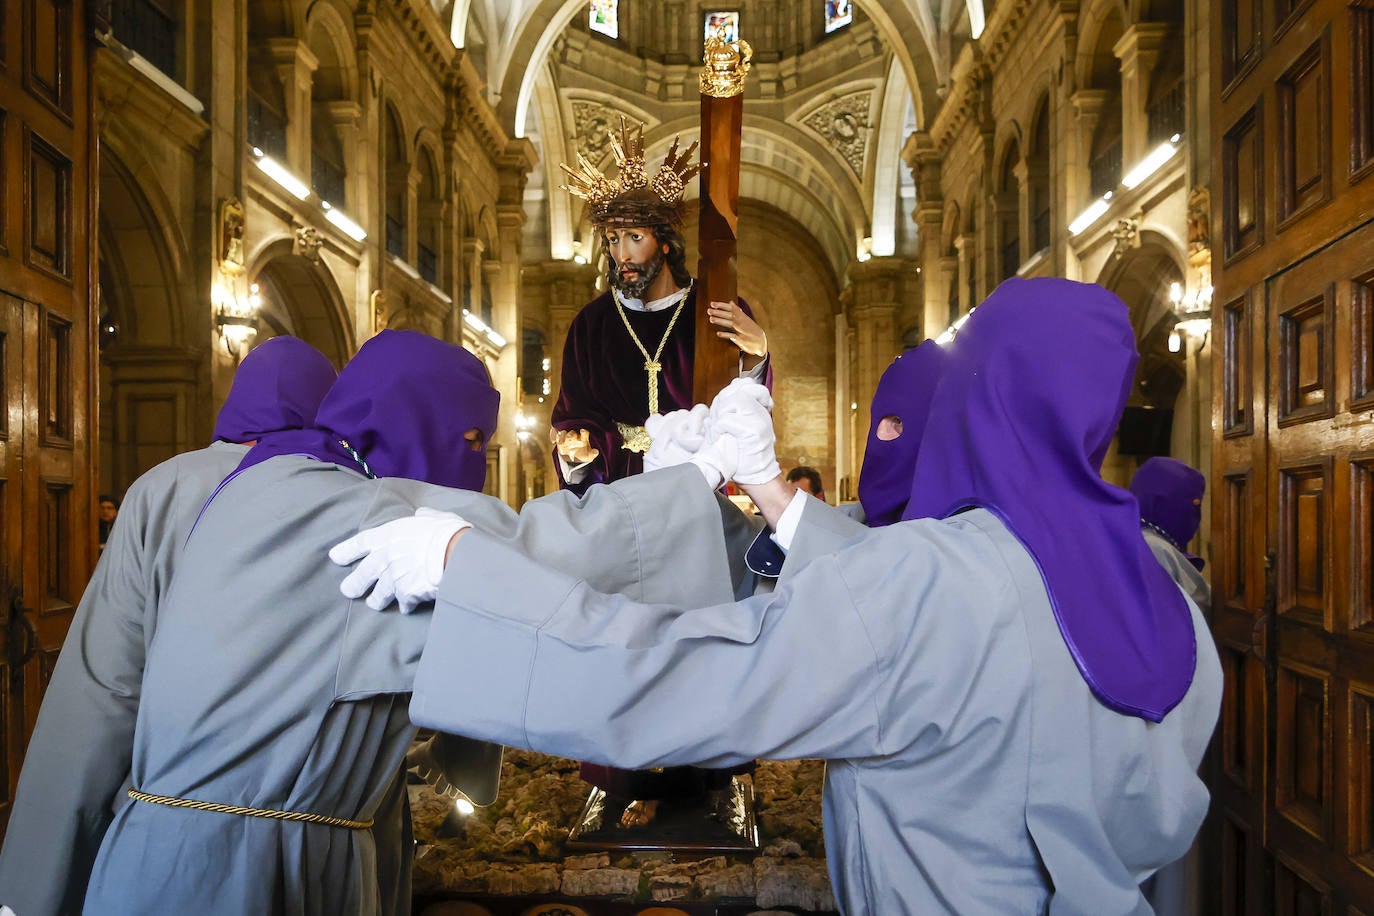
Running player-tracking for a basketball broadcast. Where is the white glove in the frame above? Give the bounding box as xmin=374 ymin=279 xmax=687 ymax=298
xmin=329 ymin=507 xmax=471 ymax=613
xmin=644 ymin=405 xmax=710 ymax=473
xmin=708 ymin=379 xmax=780 ymax=485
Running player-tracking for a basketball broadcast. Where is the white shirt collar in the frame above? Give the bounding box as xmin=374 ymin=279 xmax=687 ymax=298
xmin=615 ymin=282 xmax=691 ymax=313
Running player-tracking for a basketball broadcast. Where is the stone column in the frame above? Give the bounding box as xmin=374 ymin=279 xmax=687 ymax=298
xmin=1070 ymin=88 xmax=1109 ymax=210
xmin=843 ymin=258 xmax=907 ymax=448
xmin=1013 ymin=159 xmax=1031 ymax=266
xmin=903 ymin=130 xmax=944 ymax=341
xmin=491 ymin=142 xmax=537 ymax=506
xmin=325 ymin=100 xmax=363 ymax=211
xmin=265 ymin=38 xmax=318 ymax=177
xmin=1114 ymin=23 xmax=1172 ymax=163
xmin=954 ymin=233 xmax=976 ymax=314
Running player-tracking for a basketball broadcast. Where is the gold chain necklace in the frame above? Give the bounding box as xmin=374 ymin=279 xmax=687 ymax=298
xmin=612 ymin=286 xmax=689 ymax=417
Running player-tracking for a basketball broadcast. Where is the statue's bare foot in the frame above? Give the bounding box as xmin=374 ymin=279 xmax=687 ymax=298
xmin=618 ymin=799 xmax=658 ymax=828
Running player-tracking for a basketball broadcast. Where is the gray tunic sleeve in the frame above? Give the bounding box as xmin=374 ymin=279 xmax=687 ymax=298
xmin=0 ymin=480 xmax=154 ymax=914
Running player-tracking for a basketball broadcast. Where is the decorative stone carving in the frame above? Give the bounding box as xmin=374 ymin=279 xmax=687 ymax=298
xmin=217 ymin=197 xmax=246 ymax=275
xmin=1111 ymin=213 xmax=1142 ymax=259
xmin=369 ymin=289 xmax=389 ymax=334
xmin=293 ymin=225 xmax=323 ymax=262
xmin=570 ymin=102 xmax=620 ymax=162
xmin=1186 ymin=186 xmax=1210 ymax=256
xmin=801 ymin=90 xmax=873 ymax=177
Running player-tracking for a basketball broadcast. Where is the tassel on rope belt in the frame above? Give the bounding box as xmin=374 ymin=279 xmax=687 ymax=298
xmin=127 ymin=787 xmax=373 ymax=830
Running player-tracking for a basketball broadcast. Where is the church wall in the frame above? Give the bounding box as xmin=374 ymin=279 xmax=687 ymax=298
xmin=909 ymin=0 xmax=1212 ymax=561
xmin=93 ymin=0 xmax=536 ymax=506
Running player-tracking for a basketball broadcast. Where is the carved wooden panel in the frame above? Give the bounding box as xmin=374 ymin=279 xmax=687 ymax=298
xmin=1279 ymin=289 xmax=1336 ymax=425
xmin=1353 ymin=275 xmax=1374 ymax=408
xmin=1277 ymin=663 xmax=1332 ymax=840
xmin=1224 ymin=470 xmax=1251 ymax=607
xmin=37 ymin=645 xmax=55 ymax=693
xmin=1223 ymin=644 xmax=1253 ymax=788
xmin=0 ymin=319 xmax=6 ymax=442
xmin=40 ymin=479 xmax=69 ymax=613
xmin=1353 ymin=6 xmax=1374 ymax=180
xmin=24 ymin=129 xmax=69 ymax=279
xmin=0 ymin=670 xmax=8 ymax=810
xmin=1351 ymin=685 xmax=1374 ymax=875
xmin=23 ymin=0 xmax=69 ymax=117
xmin=40 ymin=311 xmax=68 ymax=445
xmin=1222 ymin=813 xmax=1253 ymax=916
xmin=1225 ymin=292 xmax=1255 ymax=436
xmin=1279 ymin=460 xmax=1332 ymax=624
xmin=1275 ymin=854 xmax=1332 ymax=916
xmin=1277 ymin=37 xmax=1331 ymax=225
xmin=1223 ymin=0 xmax=1262 ymax=90
xmin=1224 ymin=105 xmax=1264 ymax=261
xmin=1352 ymin=454 xmax=1374 ymax=633
xmin=0 ymin=108 xmax=6 ymax=254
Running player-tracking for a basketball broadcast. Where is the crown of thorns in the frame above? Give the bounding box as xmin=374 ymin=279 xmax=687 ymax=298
xmin=560 ymin=117 xmax=704 ymax=225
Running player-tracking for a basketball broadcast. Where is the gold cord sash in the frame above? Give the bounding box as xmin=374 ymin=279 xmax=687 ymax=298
xmin=128 ymin=787 xmax=374 ymax=830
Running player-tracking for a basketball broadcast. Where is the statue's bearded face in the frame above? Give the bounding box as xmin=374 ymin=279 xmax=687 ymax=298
xmin=605 ymin=228 xmax=665 ymax=299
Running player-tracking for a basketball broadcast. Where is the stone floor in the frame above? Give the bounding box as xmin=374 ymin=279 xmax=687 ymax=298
xmin=411 ymin=750 xmax=836 ymax=913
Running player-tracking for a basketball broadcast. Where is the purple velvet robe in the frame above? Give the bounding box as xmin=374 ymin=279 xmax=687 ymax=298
xmin=551 ymin=287 xmax=767 ymax=495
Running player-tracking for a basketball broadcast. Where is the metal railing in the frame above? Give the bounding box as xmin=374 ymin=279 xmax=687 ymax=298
xmin=1089 ymin=139 xmax=1122 ymax=198
xmin=110 ymin=0 xmax=175 ymax=78
xmin=386 ymin=217 xmax=406 ymax=259
xmin=312 ymin=154 xmax=346 ymax=207
xmin=1147 ymin=81 xmax=1186 ymax=145
xmin=417 ymin=245 xmax=438 ymax=284
xmin=248 ymin=93 xmax=287 ymax=160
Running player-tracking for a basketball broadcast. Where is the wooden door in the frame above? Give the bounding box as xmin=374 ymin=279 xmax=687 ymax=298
xmin=0 ymin=1 xmax=96 ymax=834
xmin=1210 ymin=0 xmax=1374 ymax=909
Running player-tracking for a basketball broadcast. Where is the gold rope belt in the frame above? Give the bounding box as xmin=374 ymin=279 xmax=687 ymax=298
xmin=127 ymin=788 xmax=373 ymax=830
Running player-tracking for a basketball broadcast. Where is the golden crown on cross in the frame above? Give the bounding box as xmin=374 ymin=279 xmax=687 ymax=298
xmin=560 ymin=117 xmax=704 ymax=223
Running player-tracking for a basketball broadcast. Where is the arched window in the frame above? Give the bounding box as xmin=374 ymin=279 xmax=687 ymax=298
xmin=998 ymin=143 xmax=1022 ymax=280
xmin=416 ymin=148 xmax=442 ymax=284
xmin=1028 ymin=98 xmax=1052 ymax=251
xmin=384 ymin=105 xmax=408 ymax=260
xmin=307 ymin=25 xmax=350 ymax=206
xmin=1147 ymin=31 xmax=1186 ymax=144
xmin=1087 ymin=14 xmax=1125 ymax=197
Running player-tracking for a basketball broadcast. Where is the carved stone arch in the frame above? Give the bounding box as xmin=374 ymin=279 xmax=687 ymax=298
xmin=940 ymin=200 xmax=962 ymax=255
xmin=248 ymin=236 xmax=354 ymax=367
xmin=500 ymin=0 xmax=942 ymax=141
xmin=1095 ymin=230 xmax=1186 ymax=404
xmin=248 ymin=0 xmax=302 ymax=41
xmin=303 ymin=0 xmax=359 ymax=102
xmin=383 ymin=100 xmax=411 ymax=257
xmin=993 ymin=127 xmax=1025 ymax=192
xmin=96 ymin=141 xmax=194 ymax=348
xmin=1076 ymin=0 xmax=1129 ymax=91
xmin=97 ymin=143 xmax=206 ymax=494
xmin=414 ymin=139 xmax=446 ymax=285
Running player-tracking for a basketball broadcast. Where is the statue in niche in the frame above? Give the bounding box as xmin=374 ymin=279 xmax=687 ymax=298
xmin=218 ymin=198 xmax=246 ymax=276
xmin=1186 ymin=187 xmax=1211 ymax=257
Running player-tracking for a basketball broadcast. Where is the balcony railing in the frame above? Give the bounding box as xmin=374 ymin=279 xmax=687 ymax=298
xmin=1033 ymin=207 xmax=1051 ymax=251
xmin=1147 ymin=81 xmax=1186 ymax=146
xmin=417 ymin=244 xmax=438 ymax=285
xmin=312 ymin=154 xmax=346 ymax=208
xmin=386 ymin=217 xmax=406 ymax=259
xmin=1001 ymin=237 xmax=1021 ymax=281
xmin=110 ymin=0 xmax=175 ymax=78
xmin=248 ymin=93 xmax=287 ymax=160
xmin=1089 ymin=139 xmax=1122 ymax=198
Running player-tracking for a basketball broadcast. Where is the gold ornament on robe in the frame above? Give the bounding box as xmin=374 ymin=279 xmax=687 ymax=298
xmin=616 ymin=421 xmax=653 ymax=454
xmin=699 ymin=31 xmax=753 ymax=98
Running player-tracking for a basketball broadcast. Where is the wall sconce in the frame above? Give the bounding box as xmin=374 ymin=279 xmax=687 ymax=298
xmin=215 ymin=281 xmax=262 ymax=361
xmin=1168 ymin=280 xmax=1213 ymax=354
xmin=571 ymin=241 xmax=588 ymax=265
xmin=515 ymin=412 xmax=535 ymax=442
